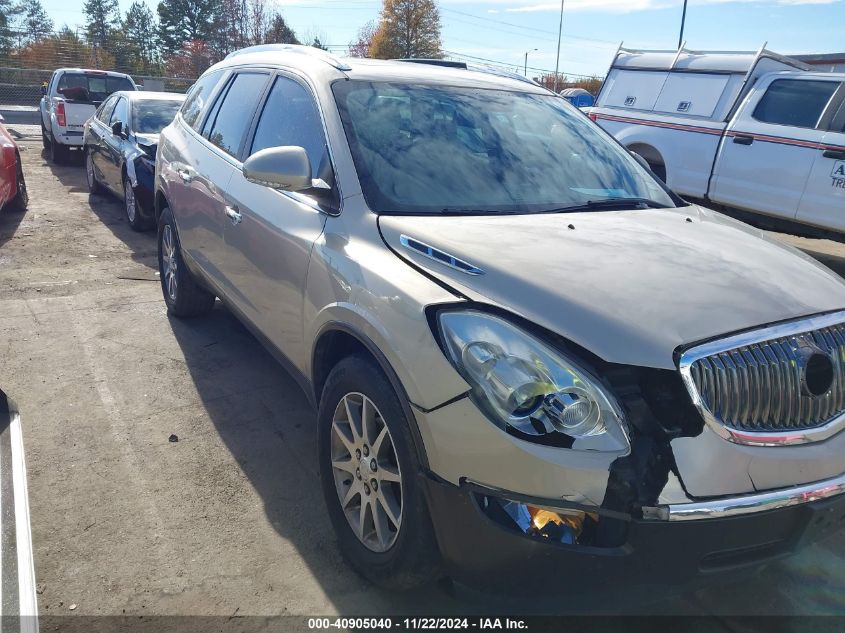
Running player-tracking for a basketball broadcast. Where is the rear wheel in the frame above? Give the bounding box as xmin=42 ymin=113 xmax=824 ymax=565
xmin=318 ymin=355 xmax=441 ymax=589
xmin=157 ymin=206 xmax=215 ymax=317
xmin=7 ymin=157 xmax=28 ymax=213
xmin=49 ymin=134 xmax=66 ymax=164
xmin=85 ymin=149 xmax=103 ymax=194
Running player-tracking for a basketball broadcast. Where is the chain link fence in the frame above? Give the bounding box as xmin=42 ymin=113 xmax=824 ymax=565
xmin=0 ymin=66 xmax=195 ymax=107
xmin=0 ymin=30 xmax=198 ymax=108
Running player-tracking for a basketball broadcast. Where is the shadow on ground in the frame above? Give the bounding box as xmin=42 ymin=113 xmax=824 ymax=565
xmin=41 ymin=148 xmax=158 ymax=272
xmin=0 ymin=204 xmax=27 ymax=249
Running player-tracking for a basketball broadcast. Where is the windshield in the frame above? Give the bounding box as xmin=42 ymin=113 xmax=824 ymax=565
xmin=333 ymin=81 xmax=676 ymax=215
xmin=57 ymin=73 xmax=134 ymax=103
xmin=133 ymin=99 xmax=183 ymax=135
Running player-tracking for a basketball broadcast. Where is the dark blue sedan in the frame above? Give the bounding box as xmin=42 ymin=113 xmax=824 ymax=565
xmin=83 ymin=91 xmax=185 ymax=231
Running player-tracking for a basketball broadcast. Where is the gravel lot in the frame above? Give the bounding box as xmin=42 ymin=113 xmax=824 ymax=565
xmin=1 ymin=127 xmax=844 ymax=622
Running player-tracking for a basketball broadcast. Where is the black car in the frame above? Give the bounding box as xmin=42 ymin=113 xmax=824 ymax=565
xmin=83 ymin=91 xmax=185 ymax=231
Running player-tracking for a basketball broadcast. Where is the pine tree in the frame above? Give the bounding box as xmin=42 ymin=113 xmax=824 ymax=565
xmin=83 ymin=0 xmax=120 ymax=52
xmin=124 ymin=1 xmax=160 ymax=73
xmin=157 ymin=0 xmax=224 ymax=57
xmin=20 ymin=0 xmax=54 ymax=45
xmin=264 ymin=13 xmax=299 ymax=45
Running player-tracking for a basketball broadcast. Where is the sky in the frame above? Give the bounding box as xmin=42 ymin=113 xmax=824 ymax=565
xmin=39 ymin=0 xmax=845 ymax=78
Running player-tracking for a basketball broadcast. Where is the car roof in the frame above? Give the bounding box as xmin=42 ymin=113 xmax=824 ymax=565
xmin=112 ymin=90 xmax=186 ymax=102
xmin=55 ymin=68 xmax=135 ymax=80
xmin=212 ymin=46 xmax=550 ymax=95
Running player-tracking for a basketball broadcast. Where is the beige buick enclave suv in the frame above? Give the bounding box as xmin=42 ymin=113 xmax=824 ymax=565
xmin=154 ymin=45 xmax=845 ymax=591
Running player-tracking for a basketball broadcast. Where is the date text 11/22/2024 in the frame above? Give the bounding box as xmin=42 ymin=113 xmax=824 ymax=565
xmin=307 ymin=618 xmax=528 ymax=630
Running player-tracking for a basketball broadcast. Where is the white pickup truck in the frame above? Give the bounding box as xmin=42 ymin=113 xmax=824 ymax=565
xmin=589 ymin=46 xmax=845 ymax=237
xmin=40 ymin=68 xmax=136 ymax=164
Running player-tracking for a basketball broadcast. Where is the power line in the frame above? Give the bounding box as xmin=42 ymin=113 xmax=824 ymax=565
xmin=441 ymin=8 xmax=618 ymax=47
xmin=443 ymin=49 xmax=601 ymax=79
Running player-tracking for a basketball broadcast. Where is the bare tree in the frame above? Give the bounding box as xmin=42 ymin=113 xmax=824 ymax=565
xmin=348 ymin=20 xmax=376 ymax=58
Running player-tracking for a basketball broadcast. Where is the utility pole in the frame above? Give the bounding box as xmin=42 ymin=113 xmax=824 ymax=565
xmin=524 ymin=48 xmax=537 ymax=77
xmin=553 ymin=0 xmax=565 ymax=92
xmin=678 ymin=0 xmax=688 ymax=50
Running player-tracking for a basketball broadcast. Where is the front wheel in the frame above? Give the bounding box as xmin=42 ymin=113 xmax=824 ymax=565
xmin=157 ymin=207 xmax=215 ymax=317
xmin=123 ymin=176 xmax=149 ymax=231
xmin=318 ymin=355 xmax=441 ymax=589
xmin=41 ymin=123 xmax=49 ymax=150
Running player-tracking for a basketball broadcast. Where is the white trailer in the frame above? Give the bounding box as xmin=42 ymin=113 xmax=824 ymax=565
xmin=590 ymin=45 xmax=845 ymax=236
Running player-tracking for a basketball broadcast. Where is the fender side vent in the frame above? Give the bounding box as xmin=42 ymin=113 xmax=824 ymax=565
xmin=399 ymin=234 xmax=484 ymax=276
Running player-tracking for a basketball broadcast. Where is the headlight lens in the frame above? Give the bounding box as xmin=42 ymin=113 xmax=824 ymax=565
xmin=438 ymin=310 xmax=627 ymax=448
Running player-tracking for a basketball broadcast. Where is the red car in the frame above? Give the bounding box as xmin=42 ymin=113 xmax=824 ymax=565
xmin=0 ymin=115 xmax=28 ymax=213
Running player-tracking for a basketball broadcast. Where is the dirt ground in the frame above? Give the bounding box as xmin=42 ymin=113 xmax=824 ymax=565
xmin=1 ymin=128 xmax=844 ymax=622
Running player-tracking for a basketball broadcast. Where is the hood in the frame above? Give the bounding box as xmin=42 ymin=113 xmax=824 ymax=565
xmin=134 ymin=133 xmax=159 ymax=158
xmin=379 ymin=205 xmax=845 ymax=370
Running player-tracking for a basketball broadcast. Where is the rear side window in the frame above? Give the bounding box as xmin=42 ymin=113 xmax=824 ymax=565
xmin=753 ymin=79 xmax=840 ymax=129
xmin=206 ymin=73 xmax=268 ymax=157
xmin=249 ymin=76 xmax=331 ymax=182
xmin=181 ymin=70 xmax=224 ymax=130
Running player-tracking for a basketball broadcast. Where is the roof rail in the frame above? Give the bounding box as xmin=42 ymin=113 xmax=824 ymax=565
xmin=397 ymin=59 xmax=468 ymax=69
xmin=225 ymin=44 xmax=352 ymax=71
xmin=395 ymin=58 xmax=538 ymax=86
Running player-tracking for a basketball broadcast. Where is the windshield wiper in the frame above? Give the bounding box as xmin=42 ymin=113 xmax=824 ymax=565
xmin=436 ymin=208 xmax=514 ymax=216
xmin=545 ymin=198 xmax=669 ymax=213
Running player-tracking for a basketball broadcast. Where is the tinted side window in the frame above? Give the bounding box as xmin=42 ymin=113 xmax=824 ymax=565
xmin=753 ymin=79 xmax=839 ymax=129
xmin=181 ymin=70 xmax=224 ymax=129
xmin=110 ymin=97 xmax=129 ymax=126
xmin=250 ymin=76 xmax=331 ymax=183
xmin=96 ymin=95 xmax=117 ymax=123
xmin=207 ymin=73 xmax=268 ymax=157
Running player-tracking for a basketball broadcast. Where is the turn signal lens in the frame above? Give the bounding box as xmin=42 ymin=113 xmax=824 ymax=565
xmin=56 ymin=101 xmax=66 ymax=127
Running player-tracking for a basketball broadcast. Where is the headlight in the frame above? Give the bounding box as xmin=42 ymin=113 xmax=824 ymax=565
xmin=438 ymin=310 xmax=628 ymax=450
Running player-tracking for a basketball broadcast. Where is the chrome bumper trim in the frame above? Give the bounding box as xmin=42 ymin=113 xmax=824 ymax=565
xmin=642 ymin=471 xmax=845 ymax=521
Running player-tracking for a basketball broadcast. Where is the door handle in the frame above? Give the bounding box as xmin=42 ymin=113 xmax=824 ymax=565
xmin=732 ymin=135 xmax=754 ymax=146
xmin=176 ymin=167 xmax=194 ymax=183
xmin=823 ymin=149 xmax=845 ymax=160
xmin=225 ymin=205 xmax=242 ymax=226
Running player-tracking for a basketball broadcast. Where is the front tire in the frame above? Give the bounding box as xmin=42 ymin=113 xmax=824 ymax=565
xmin=123 ymin=175 xmax=149 ymax=231
xmin=318 ymin=355 xmax=441 ymax=589
xmin=157 ymin=206 xmax=215 ymax=317
xmin=41 ymin=123 xmax=49 ymax=150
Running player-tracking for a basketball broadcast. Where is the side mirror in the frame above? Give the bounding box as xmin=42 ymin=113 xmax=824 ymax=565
xmin=243 ymin=146 xmax=312 ymax=192
xmin=41 ymin=84 xmax=47 ymax=96
xmin=111 ymin=121 xmax=127 ymax=138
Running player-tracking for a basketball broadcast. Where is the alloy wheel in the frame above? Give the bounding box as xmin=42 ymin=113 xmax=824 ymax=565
xmin=161 ymin=224 xmax=178 ymax=302
xmin=330 ymin=392 xmax=403 ymax=553
xmin=124 ymin=180 xmax=136 ymax=223
xmin=86 ymin=153 xmax=95 ymax=189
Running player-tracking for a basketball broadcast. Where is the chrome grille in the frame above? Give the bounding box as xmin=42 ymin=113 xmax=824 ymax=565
xmin=685 ymin=323 xmax=845 ymax=435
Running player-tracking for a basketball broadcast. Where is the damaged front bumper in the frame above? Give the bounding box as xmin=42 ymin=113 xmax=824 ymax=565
xmin=422 ymin=474 xmax=845 ymax=593
xmin=643 ymin=470 xmax=845 ymax=521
